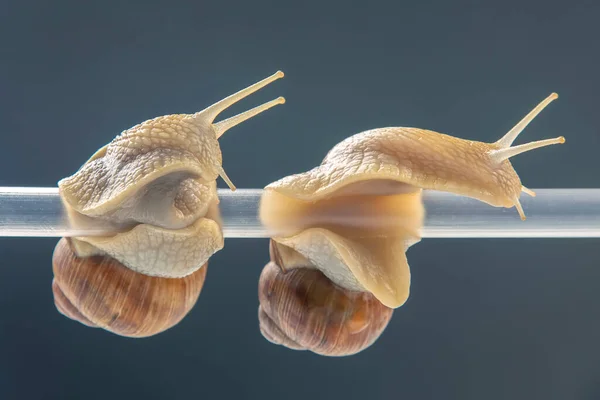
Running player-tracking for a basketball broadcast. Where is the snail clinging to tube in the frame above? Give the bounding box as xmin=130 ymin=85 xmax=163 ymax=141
xmin=52 ymin=71 xmax=285 ymax=337
xmin=258 ymin=92 xmax=564 ymax=356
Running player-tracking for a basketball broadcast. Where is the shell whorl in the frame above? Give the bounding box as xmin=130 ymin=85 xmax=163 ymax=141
xmin=258 ymin=259 xmax=393 ymax=356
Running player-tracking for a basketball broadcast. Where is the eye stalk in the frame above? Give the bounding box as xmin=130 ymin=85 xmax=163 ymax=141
xmin=494 ymin=92 xmax=559 ymax=148
xmin=197 ymin=70 xmax=284 ymax=125
xmin=197 ymin=70 xmax=286 ymax=190
xmin=489 ymin=92 xmax=564 ymax=164
xmin=488 ymin=92 xmax=564 ymax=220
xmin=214 ymin=96 xmax=286 ymax=140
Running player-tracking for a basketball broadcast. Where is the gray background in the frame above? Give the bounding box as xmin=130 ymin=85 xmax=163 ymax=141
xmin=0 ymin=0 xmax=599 ymax=399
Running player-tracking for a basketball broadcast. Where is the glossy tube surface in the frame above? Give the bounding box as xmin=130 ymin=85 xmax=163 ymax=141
xmin=0 ymin=187 xmax=597 ymax=238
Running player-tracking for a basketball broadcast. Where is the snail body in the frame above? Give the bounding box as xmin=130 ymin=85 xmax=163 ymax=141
xmin=60 ymin=70 xmax=285 ymax=278
xmin=263 ymin=93 xmax=563 ymax=222
xmin=52 ymin=72 xmax=285 ymax=336
xmin=258 ymin=93 xmax=564 ymax=354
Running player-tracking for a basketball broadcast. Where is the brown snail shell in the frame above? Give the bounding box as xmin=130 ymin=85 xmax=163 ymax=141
xmin=52 ymin=238 xmax=207 ymax=338
xmin=258 ymin=241 xmax=393 ymax=357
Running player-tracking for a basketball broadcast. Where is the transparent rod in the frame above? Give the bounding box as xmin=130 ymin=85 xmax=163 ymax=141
xmin=0 ymin=187 xmax=598 ymax=239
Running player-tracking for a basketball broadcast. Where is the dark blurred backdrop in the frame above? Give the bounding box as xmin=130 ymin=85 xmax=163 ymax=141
xmin=1 ymin=1 xmax=599 ymax=399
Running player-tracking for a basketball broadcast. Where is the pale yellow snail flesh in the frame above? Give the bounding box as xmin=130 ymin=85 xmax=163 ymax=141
xmin=59 ymin=71 xmax=285 ymax=277
xmin=260 ymin=93 xmax=564 ymax=310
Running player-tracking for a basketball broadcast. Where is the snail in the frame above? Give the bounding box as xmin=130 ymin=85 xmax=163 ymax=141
xmin=52 ymin=71 xmax=285 ymax=336
xmin=258 ymin=93 xmax=563 ymax=355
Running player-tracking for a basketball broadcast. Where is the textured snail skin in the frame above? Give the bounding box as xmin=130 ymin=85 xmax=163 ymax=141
xmin=260 ymin=93 xmax=565 ymax=310
xmin=57 ymin=71 xmax=284 ymax=278
xmin=263 ymin=93 xmax=564 ymax=219
xmin=258 ymin=257 xmax=393 ymax=356
xmin=52 ymin=238 xmax=207 ymax=338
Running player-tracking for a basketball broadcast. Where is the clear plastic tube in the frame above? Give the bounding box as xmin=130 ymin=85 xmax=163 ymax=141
xmin=0 ymin=187 xmax=597 ymax=238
